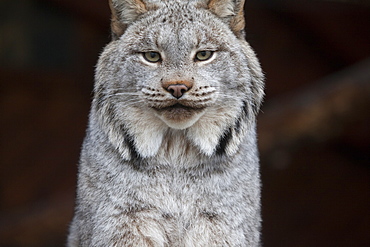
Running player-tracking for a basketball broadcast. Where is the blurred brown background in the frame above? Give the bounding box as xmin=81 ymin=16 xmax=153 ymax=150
xmin=0 ymin=0 xmax=369 ymax=246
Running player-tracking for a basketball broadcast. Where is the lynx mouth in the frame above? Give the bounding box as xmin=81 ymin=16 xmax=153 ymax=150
xmin=156 ymin=104 xmax=204 ymax=119
xmin=153 ymin=103 xmax=206 ymax=129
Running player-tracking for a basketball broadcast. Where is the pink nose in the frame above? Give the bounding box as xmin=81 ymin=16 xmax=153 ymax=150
xmin=166 ymin=84 xmax=189 ymax=99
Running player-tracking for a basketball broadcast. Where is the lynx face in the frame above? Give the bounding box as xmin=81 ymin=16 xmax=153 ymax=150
xmin=96 ymin=6 xmax=253 ymax=130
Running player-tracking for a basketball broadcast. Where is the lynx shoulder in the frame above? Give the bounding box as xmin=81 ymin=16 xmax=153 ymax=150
xmin=68 ymin=0 xmax=264 ymax=246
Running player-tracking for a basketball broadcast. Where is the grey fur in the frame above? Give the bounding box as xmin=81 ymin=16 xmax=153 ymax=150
xmin=68 ymin=0 xmax=264 ymax=246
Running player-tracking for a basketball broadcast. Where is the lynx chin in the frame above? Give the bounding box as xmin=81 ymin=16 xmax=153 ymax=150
xmin=67 ymin=0 xmax=264 ymax=246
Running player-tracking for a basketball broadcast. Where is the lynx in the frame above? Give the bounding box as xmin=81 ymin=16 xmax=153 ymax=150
xmin=67 ymin=0 xmax=264 ymax=246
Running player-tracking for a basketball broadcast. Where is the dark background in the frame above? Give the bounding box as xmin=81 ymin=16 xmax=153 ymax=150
xmin=0 ymin=0 xmax=369 ymax=246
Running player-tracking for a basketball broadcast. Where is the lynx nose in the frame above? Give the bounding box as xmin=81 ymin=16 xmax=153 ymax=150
xmin=165 ymin=84 xmax=189 ymax=99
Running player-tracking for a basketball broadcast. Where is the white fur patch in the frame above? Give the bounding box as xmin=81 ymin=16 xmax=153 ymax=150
xmin=187 ymin=105 xmax=239 ymax=156
xmin=124 ymin=107 xmax=167 ymax=158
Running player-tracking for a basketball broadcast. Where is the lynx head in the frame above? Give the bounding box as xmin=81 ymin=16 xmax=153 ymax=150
xmin=94 ymin=0 xmax=264 ymax=158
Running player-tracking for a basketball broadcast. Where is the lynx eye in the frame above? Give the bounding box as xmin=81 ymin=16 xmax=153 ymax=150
xmin=143 ymin=52 xmax=161 ymax=63
xmin=195 ymin=51 xmax=214 ymax=61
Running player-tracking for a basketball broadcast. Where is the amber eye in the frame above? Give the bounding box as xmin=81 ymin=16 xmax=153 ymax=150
xmin=195 ymin=51 xmax=214 ymax=61
xmin=143 ymin=52 xmax=161 ymax=63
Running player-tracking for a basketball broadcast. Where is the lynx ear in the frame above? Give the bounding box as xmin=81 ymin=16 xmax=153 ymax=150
xmin=207 ymin=0 xmax=246 ymax=37
xmin=109 ymin=0 xmax=149 ymax=39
